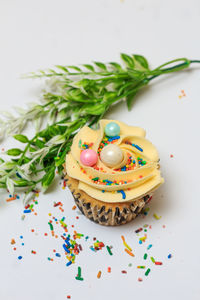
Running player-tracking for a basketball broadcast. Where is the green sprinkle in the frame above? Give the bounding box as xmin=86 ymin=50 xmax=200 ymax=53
xmin=137 ymin=266 xmax=146 ymax=269
xmin=75 ymin=266 xmax=84 ymax=281
xmin=92 ymin=177 xmax=99 ymax=181
xmin=145 ymin=268 xmax=151 ymax=276
xmin=150 ymin=257 xmax=155 ymax=263
xmin=78 ymin=266 xmax=81 ymax=277
xmin=75 ymin=276 xmax=84 ymax=281
xmin=106 ymin=245 xmax=113 ymax=255
xmin=78 ymin=140 xmax=82 ymax=148
xmin=143 ymin=253 xmax=148 ymax=260
xmin=48 ymin=222 xmax=53 ymax=231
xmin=128 ymin=263 xmax=132 ymax=267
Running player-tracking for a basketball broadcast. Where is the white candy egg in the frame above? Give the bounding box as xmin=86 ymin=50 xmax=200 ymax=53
xmin=100 ymin=144 xmax=123 ymax=167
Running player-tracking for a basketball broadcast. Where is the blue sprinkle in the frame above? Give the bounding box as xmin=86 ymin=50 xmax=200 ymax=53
xmin=63 ymin=244 xmax=70 ymax=253
xmin=90 ymin=246 xmax=96 ymax=252
xmin=132 ymin=144 xmax=143 ymax=152
xmin=18 ymin=256 xmax=22 ymax=260
xmin=16 ymin=195 xmax=20 ymax=199
xmin=16 ymin=172 xmax=22 ymax=178
xmin=21 ymin=243 xmax=24 ymax=246
xmin=55 ymin=218 xmax=57 ymax=221
xmin=102 ymin=190 xmax=105 ymax=193
xmin=117 ymin=190 xmax=126 ymax=199
xmin=168 ymin=254 xmax=172 ymax=259
xmin=65 ymin=240 xmax=71 ymax=247
xmin=85 ymin=236 xmax=89 ymax=241
xmin=147 ymin=244 xmax=152 ymax=250
xmin=9 ymin=195 xmax=12 ymax=198
xmin=63 ymin=233 xmax=66 ymax=236
xmin=56 ymin=253 xmax=61 ymax=257
xmin=139 ymin=240 xmax=142 ymax=244
xmin=20 ymin=236 xmax=23 ymax=239
xmin=66 ymin=261 xmax=72 ymax=267
xmin=23 ymin=209 xmax=31 ymax=213
xmin=61 ymin=217 xmax=65 ymax=221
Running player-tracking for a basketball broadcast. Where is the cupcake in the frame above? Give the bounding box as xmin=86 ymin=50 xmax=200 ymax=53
xmin=64 ymin=120 xmax=164 ymax=226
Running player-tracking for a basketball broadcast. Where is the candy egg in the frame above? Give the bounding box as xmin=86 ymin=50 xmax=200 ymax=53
xmin=80 ymin=149 xmax=98 ymax=166
xmin=105 ymin=122 xmax=120 ymax=137
xmin=100 ymin=144 xmax=123 ymax=167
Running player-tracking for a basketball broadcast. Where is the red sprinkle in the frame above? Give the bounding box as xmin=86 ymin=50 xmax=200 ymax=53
xmin=121 ymin=270 xmax=127 ymax=274
xmin=138 ymin=277 xmax=143 ymax=282
xmin=155 ymin=261 xmax=163 ymax=265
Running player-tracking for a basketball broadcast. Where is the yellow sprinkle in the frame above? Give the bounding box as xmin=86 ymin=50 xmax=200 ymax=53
xmin=139 ymin=236 xmax=147 ymax=241
xmin=153 ymin=213 xmax=161 ymax=220
xmin=48 ymin=213 xmax=52 ymax=216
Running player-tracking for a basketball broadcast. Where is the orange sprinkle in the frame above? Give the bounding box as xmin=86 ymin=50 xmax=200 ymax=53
xmin=6 ymin=196 xmax=16 ymax=202
xmin=11 ymin=239 xmax=16 ymax=245
xmin=121 ymin=235 xmax=125 ymax=242
xmin=97 ymin=271 xmax=102 ymax=278
xmin=108 ymin=267 xmax=111 ymax=273
xmin=72 ymin=205 xmax=77 ymax=210
xmin=125 ymin=248 xmax=135 ymax=257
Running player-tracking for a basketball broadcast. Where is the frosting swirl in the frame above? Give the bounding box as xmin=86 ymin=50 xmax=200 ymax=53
xmin=65 ymin=120 xmax=164 ymax=203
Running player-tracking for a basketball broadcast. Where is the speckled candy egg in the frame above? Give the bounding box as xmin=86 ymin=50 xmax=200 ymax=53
xmin=80 ymin=149 xmax=98 ymax=166
xmin=105 ymin=122 xmax=120 ymax=137
xmin=100 ymin=144 xmax=123 ymax=167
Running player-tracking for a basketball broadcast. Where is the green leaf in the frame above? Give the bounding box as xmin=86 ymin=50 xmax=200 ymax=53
xmin=55 ymin=65 xmax=69 ymax=73
xmin=34 ymin=139 xmax=45 ymax=149
xmin=83 ymin=64 xmax=95 ymax=72
xmin=13 ymin=179 xmax=33 ymax=187
xmin=0 ymin=158 xmax=5 ymax=164
xmin=6 ymin=177 xmax=14 ymax=195
xmin=7 ymin=148 xmax=22 ymax=156
xmin=120 ymin=53 xmax=135 ymax=68
xmin=126 ymin=90 xmax=138 ymax=111
xmin=13 ymin=134 xmax=29 ymax=143
xmin=55 ymin=144 xmax=71 ymax=167
xmin=132 ymin=55 xmax=149 ymax=70
xmin=109 ymin=62 xmax=123 ymax=72
xmin=82 ymin=103 xmax=106 ymax=115
xmin=94 ymin=62 xmax=107 ymax=71
xmin=42 ymin=166 xmax=56 ymax=192
xmin=68 ymin=66 xmax=82 ymax=72
xmin=103 ymin=91 xmax=117 ymax=103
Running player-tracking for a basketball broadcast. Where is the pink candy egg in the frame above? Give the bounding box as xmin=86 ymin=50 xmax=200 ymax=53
xmin=80 ymin=149 xmax=98 ymax=166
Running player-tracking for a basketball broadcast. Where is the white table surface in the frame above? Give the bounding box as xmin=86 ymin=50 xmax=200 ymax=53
xmin=0 ymin=1 xmax=200 ymax=299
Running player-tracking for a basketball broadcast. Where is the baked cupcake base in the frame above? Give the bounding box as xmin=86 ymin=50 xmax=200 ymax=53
xmin=65 ymin=174 xmax=151 ymax=226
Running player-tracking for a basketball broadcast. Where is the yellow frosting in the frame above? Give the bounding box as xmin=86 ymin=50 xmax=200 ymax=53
xmin=65 ymin=119 xmax=164 ymax=203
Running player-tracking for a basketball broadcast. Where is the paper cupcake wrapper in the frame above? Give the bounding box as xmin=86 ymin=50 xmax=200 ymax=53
xmin=65 ymin=175 xmax=151 ymax=226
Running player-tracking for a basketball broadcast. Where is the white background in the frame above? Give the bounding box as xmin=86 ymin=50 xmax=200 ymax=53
xmin=0 ymin=0 xmax=200 ymax=299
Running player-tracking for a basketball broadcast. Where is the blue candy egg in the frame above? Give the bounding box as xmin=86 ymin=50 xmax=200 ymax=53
xmin=105 ymin=122 xmax=120 ymax=137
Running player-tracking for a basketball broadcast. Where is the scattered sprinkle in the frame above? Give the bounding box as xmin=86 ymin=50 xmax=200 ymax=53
xmin=106 ymin=245 xmax=113 ymax=255
xmin=97 ymin=270 xmax=102 ymax=279
xmin=11 ymin=239 xmax=15 ymax=245
xmin=153 ymin=213 xmax=161 ymax=220
xmin=145 ymin=268 xmax=151 ymax=276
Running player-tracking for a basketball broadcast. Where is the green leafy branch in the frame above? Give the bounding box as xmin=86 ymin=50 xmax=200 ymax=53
xmin=0 ymin=53 xmax=199 ymax=200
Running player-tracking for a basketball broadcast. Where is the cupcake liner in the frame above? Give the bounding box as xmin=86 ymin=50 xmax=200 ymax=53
xmin=65 ymin=174 xmax=151 ymax=226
